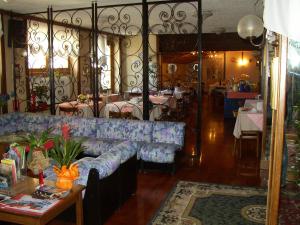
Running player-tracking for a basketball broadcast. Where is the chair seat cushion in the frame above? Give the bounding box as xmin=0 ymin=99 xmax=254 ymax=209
xmin=139 ymin=143 xmax=180 ymax=163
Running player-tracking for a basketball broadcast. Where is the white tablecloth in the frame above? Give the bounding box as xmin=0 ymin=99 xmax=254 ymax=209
xmin=150 ymin=95 xmax=176 ymax=109
xmin=233 ymin=106 xmax=263 ymax=138
xmin=244 ymin=99 xmax=263 ymax=109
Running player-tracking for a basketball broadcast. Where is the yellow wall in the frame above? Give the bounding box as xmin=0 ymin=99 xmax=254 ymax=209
xmin=160 ymin=50 xmax=260 ymax=92
xmin=225 ymin=51 xmax=260 ymax=83
xmin=121 ymin=34 xmax=158 ymax=92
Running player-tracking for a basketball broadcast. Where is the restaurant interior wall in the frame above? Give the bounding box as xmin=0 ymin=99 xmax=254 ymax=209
xmin=160 ymin=50 xmax=260 ymax=93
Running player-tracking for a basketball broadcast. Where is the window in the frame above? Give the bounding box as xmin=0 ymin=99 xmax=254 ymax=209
xmin=27 ymin=21 xmax=77 ymax=74
xmin=98 ymin=35 xmax=111 ymax=90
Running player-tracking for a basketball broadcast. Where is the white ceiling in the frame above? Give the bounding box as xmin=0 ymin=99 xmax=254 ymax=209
xmin=0 ymin=0 xmax=263 ymax=34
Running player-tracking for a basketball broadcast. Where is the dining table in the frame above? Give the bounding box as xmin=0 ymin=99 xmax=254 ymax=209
xmin=56 ymin=100 xmax=105 ymax=117
xmin=104 ymin=100 xmax=162 ymax=121
xmin=233 ymin=99 xmax=264 ymax=138
xmin=87 ymin=94 xmax=121 ymax=103
xmin=149 ymin=95 xmax=177 ymax=109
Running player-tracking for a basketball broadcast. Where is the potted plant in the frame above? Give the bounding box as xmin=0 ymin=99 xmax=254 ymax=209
xmin=34 ymin=85 xmax=49 ymax=110
xmin=21 ymin=128 xmax=54 ymax=175
xmin=77 ymin=94 xmax=88 ymax=103
xmin=49 ymin=124 xmax=85 ymax=189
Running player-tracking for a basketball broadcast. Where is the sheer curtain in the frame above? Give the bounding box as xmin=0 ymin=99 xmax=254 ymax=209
xmin=98 ymin=34 xmax=111 ymax=90
xmin=264 ymin=0 xmax=300 ymax=42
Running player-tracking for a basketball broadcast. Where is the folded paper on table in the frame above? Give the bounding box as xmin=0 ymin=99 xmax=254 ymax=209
xmin=0 ymin=193 xmax=60 ymax=216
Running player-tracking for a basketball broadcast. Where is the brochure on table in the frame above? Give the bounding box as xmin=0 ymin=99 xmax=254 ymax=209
xmin=0 ymin=193 xmax=60 ymax=216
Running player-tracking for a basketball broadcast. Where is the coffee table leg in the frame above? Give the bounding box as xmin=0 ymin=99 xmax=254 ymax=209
xmin=76 ymin=193 xmax=84 ymax=225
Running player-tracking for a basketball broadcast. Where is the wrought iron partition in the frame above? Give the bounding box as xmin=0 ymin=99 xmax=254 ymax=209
xmin=11 ymin=0 xmax=203 ymax=155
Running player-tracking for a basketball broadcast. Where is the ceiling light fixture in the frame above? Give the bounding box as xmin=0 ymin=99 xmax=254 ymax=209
xmin=237 ymin=15 xmax=264 ymax=48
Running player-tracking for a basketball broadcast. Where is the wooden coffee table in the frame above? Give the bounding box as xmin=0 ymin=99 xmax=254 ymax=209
xmin=0 ymin=177 xmax=85 ymax=225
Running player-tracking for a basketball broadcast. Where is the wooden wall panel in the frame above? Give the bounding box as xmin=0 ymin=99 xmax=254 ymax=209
xmin=158 ymin=33 xmax=259 ymax=52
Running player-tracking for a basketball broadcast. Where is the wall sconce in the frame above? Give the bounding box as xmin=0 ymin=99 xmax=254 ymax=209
xmin=21 ymin=50 xmax=27 ymax=57
xmin=237 ymin=15 xmax=264 ymax=48
xmin=168 ymin=63 xmax=177 ymax=75
xmin=238 ymin=52 xmax=248 ymax=66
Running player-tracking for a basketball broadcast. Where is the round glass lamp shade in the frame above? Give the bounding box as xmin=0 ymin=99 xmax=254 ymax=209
xmin=237 ymin=15 xmax=264 ymax=39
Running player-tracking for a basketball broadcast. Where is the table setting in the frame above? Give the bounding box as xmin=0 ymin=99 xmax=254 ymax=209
xmin=233 ymin=99 xmax=264 ymax=138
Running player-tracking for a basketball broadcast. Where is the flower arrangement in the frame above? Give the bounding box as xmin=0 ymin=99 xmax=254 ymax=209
xmin=21 ymin=128 xmax=54 ymax=159
xmin=34 ymin=85 xmax=49 ymax=104
xmin=21 ymin=128 xmax=54 ymax=175
xmin=77 ymin=94 xmax=88 ymax=103
xmin=49 ymin=124 xmax=85 ymax=189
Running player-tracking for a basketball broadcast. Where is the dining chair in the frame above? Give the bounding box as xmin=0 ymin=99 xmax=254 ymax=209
xmin=109 ymin=111 xmax=133 ymax=119
xmin=120 ymin=112 xmax=132 ymax=119
xmin=59 ymin=105 xmax=78 ymax=116
xmin=232 ymin=110 xmax=260 ymax=159
xmin=109 ymin=111 xmax=122 ymax=119
xmin=175 ymin=98 xmax=184 ymax=120
xmin=232 ymin=110 xmax=239 ymax=156
xmin=155 ymin=105 xmax=173 ymax=121
xmin=239 ymin=131 xmax=260 ymax=159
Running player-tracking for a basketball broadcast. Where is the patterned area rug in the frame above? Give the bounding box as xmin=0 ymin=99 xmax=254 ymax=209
xmin=279 ymin=189 xmax=300 ymax=225
xmin=149 ymin=181 xmax=267 ymax=225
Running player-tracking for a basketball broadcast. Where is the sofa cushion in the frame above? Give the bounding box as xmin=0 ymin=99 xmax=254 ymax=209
xmin=109 ymin=140 xmax=138 ymax=163
xmin=78 ymin=137 xmax=123 ymax=156
xmin=90 ymin=150 xmax=121 ymax=179
xmin=44 ymin=151 xmax=121 ymax=186
xmin=74 ymin=151 xmax=121 ymax=185
xmin=152 ymin=121 xmax=185 ymax=147
xmin=0 ymin=113 xmax=21 ymax=135
xmin=67 ymin=117 xmax=97 ymax=138
xmin=139 ymin=143 xmax=180 ymax=163
xmin=48 ymin=116 xmax=97 ymax=138
xmin=96 ymin=119 xmax=153 ymax=142
xmin=44 ymin=157 xmax=93 ymax=186
xmin=18 ymin=113 xmax=49 ymax=133
xmin=47 ymin=115 xmax=68 ymax=135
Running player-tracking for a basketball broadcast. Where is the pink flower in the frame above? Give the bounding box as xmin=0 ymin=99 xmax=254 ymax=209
xmin=61 ymin=123 xmax=70 ymax=140
xmin=44 ymin=140 xmax=54 ymax=150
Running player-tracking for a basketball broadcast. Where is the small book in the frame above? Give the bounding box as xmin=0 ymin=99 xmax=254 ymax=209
xmin=1 ymin=159 xmax=17 ymax=184
xmin=0 ymin=173 xmax=11 ymax=189
xmin=31 ymin=185 xmax=69 ymax=200
xmin=0 ymin=163 xmax=13 ymax=191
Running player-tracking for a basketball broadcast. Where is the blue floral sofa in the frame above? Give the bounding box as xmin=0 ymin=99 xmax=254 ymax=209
xmin=0 ymin=112 xmax=185 ymax=225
